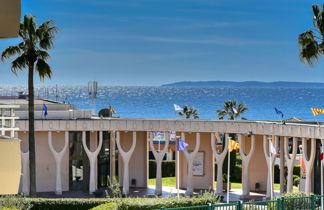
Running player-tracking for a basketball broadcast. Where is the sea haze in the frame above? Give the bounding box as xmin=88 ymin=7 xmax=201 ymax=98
xmin=1 ymin=85 xmax=324 ymax=121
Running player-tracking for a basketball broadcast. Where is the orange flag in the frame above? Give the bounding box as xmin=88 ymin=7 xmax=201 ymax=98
xmin=229 ymin=140 xmax=239 ymax=152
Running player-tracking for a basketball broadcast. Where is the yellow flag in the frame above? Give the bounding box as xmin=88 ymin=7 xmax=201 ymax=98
xmin=229 ymin=140 xmax=239 ymax=152
xmin=311 ymin=108 xmax=324 ymax=116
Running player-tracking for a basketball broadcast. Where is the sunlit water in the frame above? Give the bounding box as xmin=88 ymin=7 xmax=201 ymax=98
xmin=1 ymin=85 xmax=324 ymax=121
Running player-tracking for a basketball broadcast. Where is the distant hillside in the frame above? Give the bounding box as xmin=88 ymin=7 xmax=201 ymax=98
xmin=161 ymin=81 xmax=324 ymax=88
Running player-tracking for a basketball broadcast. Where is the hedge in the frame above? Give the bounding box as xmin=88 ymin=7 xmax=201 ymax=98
xmin=91 ymin=202 xmax=118 ymax=210
xmin=93 ymin=192 xmax=220 ymax=210
xmin=0 ymin=193 xmax=219 ymax=210
xmin=27 ymin=198 xmax=111 ymax=210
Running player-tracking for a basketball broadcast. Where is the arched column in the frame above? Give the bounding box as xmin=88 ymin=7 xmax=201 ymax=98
xmin=21 ymin=150 xmax=29 ymax=196
xmin=263 ymin=135 xmax=279 ymax=199
xmin=211 ymin=133 xmax=228 ymax=195
xmin=238 ymin=134 xmax=255 ymax=198
xmin=284 ymin=136 xmax=297 ymax=193
xmin=302 ymin=138 xmax=316 ymax=193
xmin=48 ymin=131 xmax=69 ymax=195
xmin=82 ymin=131 xmax=103 ymax=194
xmin=116 ymin=131 xmax=136 ymax=195
xmin=181 ymin=132 xmax=200 ymax=195
xmin=148 ymin=132 xmax=170 ymax=195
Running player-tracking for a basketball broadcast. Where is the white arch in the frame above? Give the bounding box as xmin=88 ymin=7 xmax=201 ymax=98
xmin=238 ymin=134 xmax=255 ymax=198
xmin=263 ymin=135 xmax=279 ymax=199
xmin=82 ymin=131 xmax=103 ymax=194
xmin=284 ymin=136 xmax=297 ymax=193
xmin=211 ymin=133 xmax=228 ymax=195
xmin=116 ymin=131 xmax=136 ymax=195
xmin=48 ymin=131 xmax=69 ymax=195
xmin=181 ymin=132 xmax=200 ymax=195
xmin=149 ymin=132 xmax=170 ymax=195
xmin=302 ymin=138 xmax=316 ymax=193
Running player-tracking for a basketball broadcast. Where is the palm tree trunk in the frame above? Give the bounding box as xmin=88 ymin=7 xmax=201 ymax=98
xmin=28 ymin=63 xmax=36 ymax=197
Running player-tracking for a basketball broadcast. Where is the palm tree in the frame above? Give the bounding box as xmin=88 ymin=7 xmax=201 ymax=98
xmin=178 ymin=105 xmax=199 ymax=119
xmin=1 ymin=15 xmax=58 ymax=196
xmin=298 ymin=5 xmax=324 ymax=65
xmin=216 ymin=100 xmax=248 ymax=120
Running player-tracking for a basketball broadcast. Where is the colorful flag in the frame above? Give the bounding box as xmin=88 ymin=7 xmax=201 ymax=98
xmin=269 ymin=141 xmax=276 ymax=154
xmin=109 ymin=106 xmax=116 ymax=114
xmin=299 ymin=156 xmax=306 ymax=173
xmin=231 ymin=107 xmax=238 ymax=114
xmin=43 ymin=104 xmax=48 ymax=117
xmin=311 ymin=108 xmax=324 ymax=116
xmin=229 ymin=140 xmax=239 ymax=152
xmin=274 ymin=108 xmax=284 ymax=118
xmin=177 ymin=138 xmax=189 ymax=151
xmin=174 ymin=104 xmax=183 ymax=112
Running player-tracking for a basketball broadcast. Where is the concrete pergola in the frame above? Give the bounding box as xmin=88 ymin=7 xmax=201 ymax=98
xmin=15 ymin=118 xmax=324 ymax=197
xmin=0 ymin=0 xmax=21 ymax=39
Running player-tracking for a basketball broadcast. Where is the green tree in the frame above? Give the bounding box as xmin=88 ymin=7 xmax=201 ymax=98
xmin=1 ymin=15 xmax=58 ymax=196
xmin=298 ymin=5 xmax=324 ymax=65
xmin=178 ymin=105 xmax=199 ymax=119
xmin=216 ymin=100 xmax=248 ymax=120
xmin=216 ymin=100 xmax=248 ymax=182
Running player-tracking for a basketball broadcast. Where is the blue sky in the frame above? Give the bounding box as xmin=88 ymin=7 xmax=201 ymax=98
xmin=1 ymin=0 xmax=324 ymax=86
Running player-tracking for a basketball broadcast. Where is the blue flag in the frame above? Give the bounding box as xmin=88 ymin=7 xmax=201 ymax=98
xmin=274 ymin=108 xmax=283 ymax=118
xmin=177 ymin=138 xmax=189 ymax=151
xmin=43 ymin=104 xmax=48 ymax=117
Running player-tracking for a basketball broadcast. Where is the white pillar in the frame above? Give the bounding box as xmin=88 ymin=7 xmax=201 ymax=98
xmin=284 ymin=136 xmax=297 ymax=193
xmin=82 ymin=131 xmax=103 ymax=194
xmin=211 ymin=133 xmax=228 ymax=195
xmin=182 ymin=132 xmax=200 ymax=195
xmin=116 ymin=131 xmax=136 ymax=195
xmin=279 ymin=137 xmax=285 ymax=194
xmin=21 ymin=151 xmax=29 ymax=196
xmin=48 ymin=131 xmax=69 ymax=195
xmin=149 ymin=132 xmax=170 ymax=195
xmin=302 ymin=138 xmax=316 ymax=193
xmin=263 ymin=135 xmax=279 ymax=199
xmin=238 ymin=134 xmax=256 ymax=199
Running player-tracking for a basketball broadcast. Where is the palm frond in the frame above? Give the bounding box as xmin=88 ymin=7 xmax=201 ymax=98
xmin=36 ymin=50 xmax=50 ymax=61
xmin=1 ymin=46 xmax=22 ymax=62
xmin=11 ymin=55 xmax=28 ymax=75
xmin=35 ymin=59 xmax=52 ymax=81
xmin=298 ymin=30 xmax=320 ymax=65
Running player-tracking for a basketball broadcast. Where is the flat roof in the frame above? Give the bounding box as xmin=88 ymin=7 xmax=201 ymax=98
xmin=0 ymin=99 xmax=57 ymax=105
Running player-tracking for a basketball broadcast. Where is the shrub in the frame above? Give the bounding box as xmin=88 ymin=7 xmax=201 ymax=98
xmin=268 ymin=192 xmax=314 ymax=210
xmin=91 ymin=202 xmax=118 ymax=210
xmin=293 ymin=175 xmax=300 ymax=187
xmin=94 ymin=192 xmax=219 ymax=210
xmin=0 ymin=195 xmax=32 ymax=210
xmin=26 ymin=198 xmax=111 ymax=210
xmin=274 ymin=165 xmax=301 ymax=183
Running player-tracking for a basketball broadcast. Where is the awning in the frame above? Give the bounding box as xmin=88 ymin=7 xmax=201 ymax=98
xmin=0 ymin=0 xmax=21 ymax=39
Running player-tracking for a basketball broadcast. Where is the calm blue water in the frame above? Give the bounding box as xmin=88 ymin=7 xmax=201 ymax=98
xmin=1 ymin=86 xmax=324 ymax=121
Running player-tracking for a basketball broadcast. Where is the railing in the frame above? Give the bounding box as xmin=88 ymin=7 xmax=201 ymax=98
xmin=161 ymin=195 xmax=324 ymax=210
xmin=0 ymin=105 xmax=19 ymax=138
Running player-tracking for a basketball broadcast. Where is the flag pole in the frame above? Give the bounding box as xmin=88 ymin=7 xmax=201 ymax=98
xmin=176 ymin=137 xmax=180 ymax=199
xmin=227 ymin=137 xmax=230 ymax=204
xmin=269 ymin=137 xmax=273 ymax=200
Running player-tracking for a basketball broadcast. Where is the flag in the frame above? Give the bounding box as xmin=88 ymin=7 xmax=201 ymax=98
xmin=299 ymin=156 xmax=306 ymax=173
xmin=174 ymin=104 xmax=183 ymax=112
xmin=43 ymin=104 xmax=48 ymax=117
xmin=231 ymin=107 xmax=238 ymax=114
xmin=274 ymin=108 xmax=284 ymax=118
xmin=269 ymin=141 xmax=276 ymax=154
xmin=229 ymin=140 xmax=239 ymax=152
xmin=320 ymin=153 xmax=324 ymax=161
xmin=311 ymin=108 xmax=324 ymax=116
xmin=177 ymin=138 xmax=189 ymax=151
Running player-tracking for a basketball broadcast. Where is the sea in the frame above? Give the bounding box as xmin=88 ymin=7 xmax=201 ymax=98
xmin=1 ymin=85 xmax=324 ymax=121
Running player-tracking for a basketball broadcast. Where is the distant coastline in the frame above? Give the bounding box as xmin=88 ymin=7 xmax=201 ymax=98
xmin=161 ymin=81 xmax=324 ymax=88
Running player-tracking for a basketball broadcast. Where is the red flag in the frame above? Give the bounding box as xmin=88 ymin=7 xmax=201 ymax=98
xmin=320 ymin=153 xmax=324 ymax=160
